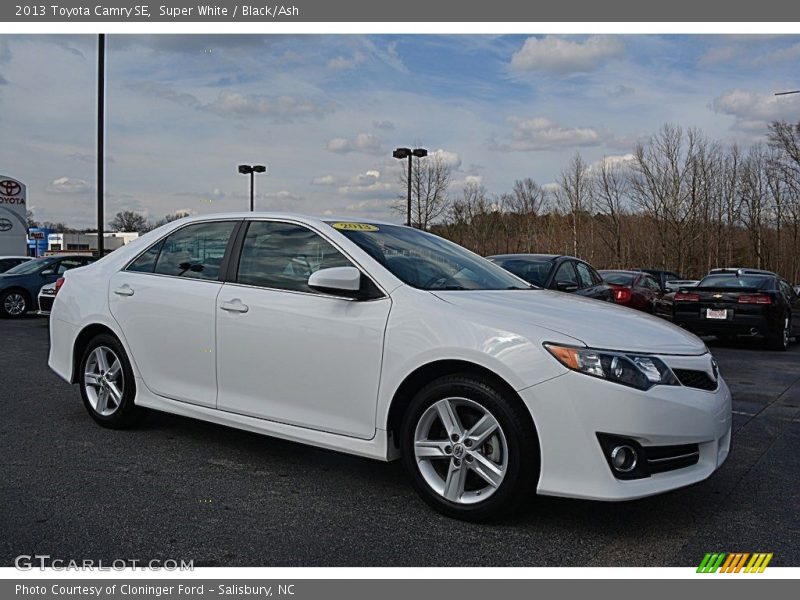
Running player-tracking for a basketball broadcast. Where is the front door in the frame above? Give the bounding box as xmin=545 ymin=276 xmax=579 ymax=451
xmin=216 ymin=220 xmax=391 ymax=439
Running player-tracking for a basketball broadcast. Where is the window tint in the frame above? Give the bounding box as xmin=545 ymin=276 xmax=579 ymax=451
xmin=575 ymin=262 xmax=594 ymax=289
xmin=698 ymin=274 xmax=772 ymax=289
xmin=601 ymin=272 xmax=635 ymax=286
xmin=642 ymin=276 xmax=661 ymax=291
xmin=779 ymin=280 xmax=795 ymax=299
xmin=237 ymin=221 xmax=352 ymax=293
xmin=553 ymin=261 xmax=578 ymax=286
xmin=497 ymin=259 xmax=552 ymax=287
xmin=128 ymin=239 xmax=165 ymax=273
xmin=154 ymin=221 xmax=235 ymax=280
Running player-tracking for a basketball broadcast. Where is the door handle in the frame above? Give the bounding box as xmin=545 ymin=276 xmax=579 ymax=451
xmin=113 ymin=285 xmax=134 ymax=297
xmin=220 ymin=300 xmax=249 ymax=313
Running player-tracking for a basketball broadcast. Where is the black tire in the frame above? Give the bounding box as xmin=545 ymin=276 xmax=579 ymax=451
xmin=78 ymin=333 xmax=143 ymax=429
xmin=0 ymin=288 xmax=31 ymax=319
xmin=767 ymin=317 xmax=791 ymax=352
xmin=400 ymin=374 xmax=540 ymax=522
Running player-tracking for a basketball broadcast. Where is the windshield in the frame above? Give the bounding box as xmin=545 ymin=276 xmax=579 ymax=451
xmin=698 ymin=274 xmax=772 ymax=289
xmin=4 ymin=258 xmax=52 ymax=275
xmin=328 ymin=222 xmax=530 ymax=290
xmin=491 ymin=258 xmax=551 ymax=287
xmin=601 ymin=272 xmax=635 ymax=286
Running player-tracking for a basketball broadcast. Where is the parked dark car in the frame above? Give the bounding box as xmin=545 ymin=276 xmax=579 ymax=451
xmin=0 ymin=256 xmax=31 ymax=273
xmin=599 ymin=269 xmax=670 ymax=315
xmin=632 ymin=268 xmax=684 ymax=292
xmin=672 ymin=270 xmax=800 ymax=350
xmin=487 ymin=254 xmax=614 ymax=302
xmin=0 ymin=254 xmax=96 ymax=318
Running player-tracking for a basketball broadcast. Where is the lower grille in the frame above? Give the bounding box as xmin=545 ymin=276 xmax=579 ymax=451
xmin=645 ymin=443 xmax=700 ymax=474
xmin=673 ymin=368 xmax=718 ymax=391
xmin=38 ymin=296 xmax=54 ymax=312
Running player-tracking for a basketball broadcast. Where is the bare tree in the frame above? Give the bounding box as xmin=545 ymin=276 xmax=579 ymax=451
xmin=503 ymin=177 xmax=547 ymax=253
xmin=109 ymin=210 xmax=148 ymax=233
xmin=555 ymin=153 xmax=591 ymax=257
xmin=593 ymin=157 xmax=630 ymax=267
xmin=393 ymin=154 xmax=452 ymax=230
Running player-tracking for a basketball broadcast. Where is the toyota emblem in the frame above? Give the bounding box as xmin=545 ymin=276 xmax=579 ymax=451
xmin=0 ymin=218 xmax=13 ymax=232
xmin=0 ymin=180 xmax=22 ymax=196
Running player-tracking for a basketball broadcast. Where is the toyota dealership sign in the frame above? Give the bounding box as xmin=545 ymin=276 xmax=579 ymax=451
xmin=0 ymin=175 xmax=27 ymax=255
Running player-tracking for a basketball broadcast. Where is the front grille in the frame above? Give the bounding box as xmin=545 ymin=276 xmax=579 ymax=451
xmin=38 ymin=296 xmax=54 ymax=312
xmin=645 ymin=443 xmax=700 ymax=474
xmin=673 ymin=368 xmax=718 ymax=391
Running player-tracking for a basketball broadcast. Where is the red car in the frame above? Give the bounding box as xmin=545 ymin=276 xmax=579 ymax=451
xmin=599 ymin=270 xmax=666 ymax=314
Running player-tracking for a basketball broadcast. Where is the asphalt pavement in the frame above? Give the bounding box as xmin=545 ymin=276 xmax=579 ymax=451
xmin=1 ymin=316 xmax=799 ymax=567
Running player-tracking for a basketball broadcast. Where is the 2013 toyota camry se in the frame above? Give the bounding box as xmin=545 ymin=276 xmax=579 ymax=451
xmin=48 ymin=213 xmax=731 ymax=520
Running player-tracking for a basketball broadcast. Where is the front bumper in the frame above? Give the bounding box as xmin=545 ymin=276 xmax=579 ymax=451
xmin=520 ymin=353 xmax=731 ymax=501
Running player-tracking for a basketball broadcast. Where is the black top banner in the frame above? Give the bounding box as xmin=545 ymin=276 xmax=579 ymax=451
xmin=3 ymin=0 xmax=800 ymax=22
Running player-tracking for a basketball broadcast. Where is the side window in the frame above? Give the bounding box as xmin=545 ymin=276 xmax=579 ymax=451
xmin=643 ymin=276 xmax=660 ymax=291
xmin=236 ymin=221 xmax=352 ymax=293
xmin=779 ymin=280 xmax=795 ymax=300
xmin=575 ymin=262 xmax=594 ymax=289
xmin=153 ymin=221 xmax=236 ymax=281
xmin=553 ymin=261 xmax=578 ymax=286
xmin=127 ymin=239 xmax=165 ymax=274
xmin=58 ymin=259 xmax=85 ymax=274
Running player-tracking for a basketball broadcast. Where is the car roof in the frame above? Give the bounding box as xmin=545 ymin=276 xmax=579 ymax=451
xmin=0 ymin=256 xmax=31 ymax=260
xmin=599 ymin=269 xmax=642 ymax=275
xmin=708 ymin=267 xmax=776 ymax=276
xmin=171 ymin=212 xmax=399 ymax=228
xmin=487 ymin=253 xmax=564 ymax=261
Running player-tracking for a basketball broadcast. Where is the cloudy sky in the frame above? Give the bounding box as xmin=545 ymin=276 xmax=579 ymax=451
xmin=1 ymin=34 xmax=800 ymax=228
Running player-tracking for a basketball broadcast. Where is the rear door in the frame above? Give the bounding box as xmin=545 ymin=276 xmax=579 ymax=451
xmin=109 ymin=220 xmax=239 ymax=408
xmin=574 ymin=261 xmax=609 ymax=300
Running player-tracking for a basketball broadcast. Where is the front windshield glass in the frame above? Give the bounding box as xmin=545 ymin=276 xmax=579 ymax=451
xmin=4 ymin=258 xmax=52 ymax=275
xmin=328 ymin=222 xmax=530 ymax=291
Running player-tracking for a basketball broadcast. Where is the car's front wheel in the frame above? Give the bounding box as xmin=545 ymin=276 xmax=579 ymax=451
xmin=401 ymin=375 xmax=539 ymax=521
xmin=79 ymin=334 xmax=143 ymax=428
xmin=1 ymin=289 xmax=30 ymax=318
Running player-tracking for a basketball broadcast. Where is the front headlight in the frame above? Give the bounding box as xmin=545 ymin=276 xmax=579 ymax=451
xmin=544 ymin=343 xmax=679 ymax=391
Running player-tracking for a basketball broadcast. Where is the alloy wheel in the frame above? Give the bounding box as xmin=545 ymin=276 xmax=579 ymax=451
xmin=3 ymin=293 xmax=26 ymax=316
xmin=413 ymin=397 xmax=508 ymax=505
xmin=83 ymin=346 xmax=125 ymax=416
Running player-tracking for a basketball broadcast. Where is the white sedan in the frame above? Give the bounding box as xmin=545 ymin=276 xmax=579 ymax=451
xmin=48 ymin=213 xmax=731 ymax=521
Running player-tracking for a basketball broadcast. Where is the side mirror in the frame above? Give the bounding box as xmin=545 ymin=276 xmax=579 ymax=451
xmin=308 ymin=266 xmax=362 ymax=297
xmin=555 ymin=281 xmax=578 ymax=293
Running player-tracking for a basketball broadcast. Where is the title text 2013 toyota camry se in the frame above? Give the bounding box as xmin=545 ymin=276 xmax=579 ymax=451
xmin=48 ymin=213 xmax=731 ymax=521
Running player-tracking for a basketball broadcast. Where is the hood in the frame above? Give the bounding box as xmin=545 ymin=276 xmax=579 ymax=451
xmin=431 ymin=289 xmax=707 ymax=355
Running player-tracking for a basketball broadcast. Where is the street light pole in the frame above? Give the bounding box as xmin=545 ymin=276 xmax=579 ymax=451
xmin=97 ymin=33 xmax=105 ymax=256
xmin=393 ymin=147 xmax=428 ymax=227
xmin=238 ymin=164 xmax=267 ymax=212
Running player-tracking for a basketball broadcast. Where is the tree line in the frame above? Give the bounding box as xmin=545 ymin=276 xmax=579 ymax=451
xmin=401 ymin=121 xmax=800 ymax=282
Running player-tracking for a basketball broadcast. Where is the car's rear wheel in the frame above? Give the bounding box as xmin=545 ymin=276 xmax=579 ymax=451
xmin=767 ymin=317 xmax=791 ymax=351
xmin=1 ymin=289 xmax=30 ymax=318
xmin=401 ymin=375 xmax=539 ymax=521
xmin=79 ymin=334 xmax=142 ymax=428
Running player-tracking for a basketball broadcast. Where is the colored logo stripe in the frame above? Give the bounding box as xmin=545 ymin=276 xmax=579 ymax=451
xmin=697 ymin=552 xmax=772 ymax=573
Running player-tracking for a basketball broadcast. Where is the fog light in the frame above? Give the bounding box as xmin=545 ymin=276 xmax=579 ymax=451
xmin=610 ymin=445 xmax=637 ymax=472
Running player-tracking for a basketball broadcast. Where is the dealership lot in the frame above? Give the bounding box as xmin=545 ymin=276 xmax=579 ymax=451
xmin=1 ymin=317 xmax=799 ymax=567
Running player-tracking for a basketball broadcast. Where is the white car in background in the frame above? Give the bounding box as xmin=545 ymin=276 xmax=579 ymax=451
xmin=38 ymin=281 xmax=58 ymax=315
xmin=48 ymin=213 xmax=732 ymax=521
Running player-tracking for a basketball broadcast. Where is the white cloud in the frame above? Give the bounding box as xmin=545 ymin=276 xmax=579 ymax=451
xmin=337 ymin=169 xmax=394 ymax=196
xmin=325 ymin=133 xmax=382 ymax=154
xmin=311 ymin=175 xmax=341 ymax=186
xmin=46 ymin=176 xmax=91 ymax=194
xmin=326 ymin=52 xmax=365 ymax=70
xmin=204 ymin=91 xmax=330 ymax=120
xmin=510 ymin=35 xmax=624 ymax=74
xmin=495 ymin=117 xmax=606 ymax=151
xmin=372 ymin=120 xmax=395 ymax=131
xmin=589 ymin=153 xmax=635 ymax=171
xmin=429 ymin=149 xmax=462 ymax=169
xmin=711 ymin=89 xmax=800 ymax=132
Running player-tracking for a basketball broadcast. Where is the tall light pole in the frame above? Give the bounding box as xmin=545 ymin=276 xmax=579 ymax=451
xmin=238 ymin=164 xmax=267 ymax=211
xmin=97 ymin=33 xmax=105 ymax=256
xmin=393 ymin=147 xmax=427 ymax=227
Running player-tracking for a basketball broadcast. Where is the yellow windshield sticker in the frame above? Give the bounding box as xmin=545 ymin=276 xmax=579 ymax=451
xmin=331 ymin=222 xmax=379 ymax=232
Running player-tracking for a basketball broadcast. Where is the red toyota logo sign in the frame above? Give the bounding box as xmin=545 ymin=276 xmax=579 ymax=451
xmin=0 ymin=180 xmax=22 ymax=196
